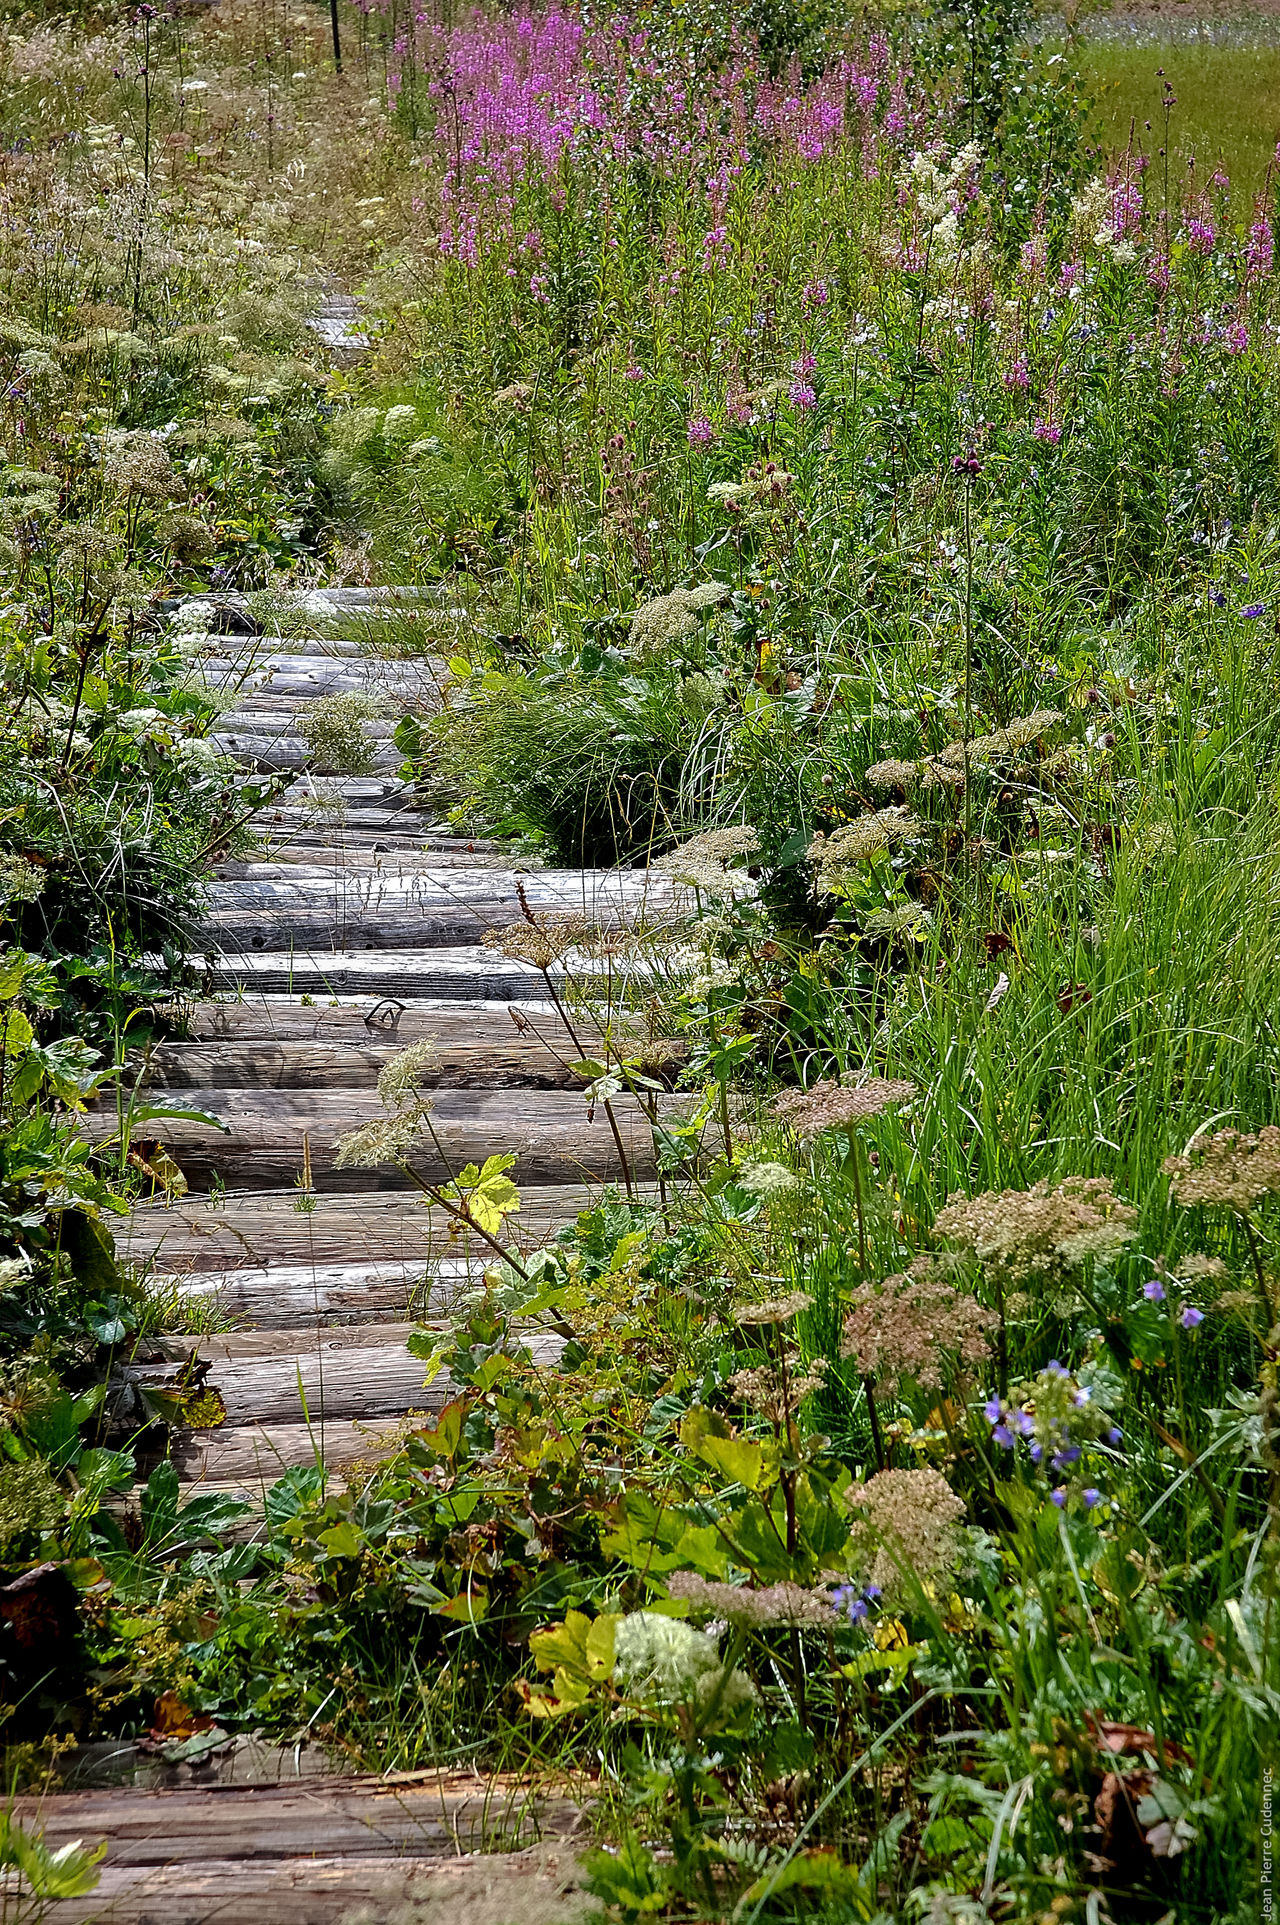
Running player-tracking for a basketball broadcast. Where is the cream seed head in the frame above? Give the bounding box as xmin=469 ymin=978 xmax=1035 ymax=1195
xmin=847 ymin=1467 xmax=967 ymax=1604
xmin=933 ymin=1176 xmax=1138 ymax=1281
xmin=1163 ymin=1126 xmax=1280 ymax=1215
xmin=771 ymin=1075 xmax=916 ymax=1141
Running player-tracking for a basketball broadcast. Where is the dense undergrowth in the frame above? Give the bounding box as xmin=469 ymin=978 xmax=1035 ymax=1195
xmin=3 ymin=0 xmax=1280 ymax=1920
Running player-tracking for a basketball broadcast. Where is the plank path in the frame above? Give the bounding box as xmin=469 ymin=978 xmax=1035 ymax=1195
xmin=43 ymin=586 xmax=677 ymax=1919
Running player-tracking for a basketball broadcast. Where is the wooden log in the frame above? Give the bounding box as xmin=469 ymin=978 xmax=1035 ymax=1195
xmin=205 ymin=946 xmax=633 ymax=1002
xmin=139 ymin=1033 xmax=586 ymax=1091
xmin=23 ymin=1842 xmax=588 ymax=1925
xmin=167 ymin=1328 xmax=563 ymax=1427
xmin=55 ymin=1733 xmax=346 ymax=1791
xmin=209 ymin=735 xmax=403 ymax=775
xmin=90 ymin=1086 xmax=665 ymax=1190
xmin=178 ymin=996 xmax=567 ymax=1044
xmin=121 ymin=1182 xmax=610 ymax=1274
xmin=167 ymin=1415 xmax=409 ymax=1481
xmin=200 ymin=871 xmax=672 ymax=951
xmin=156 ymin=1258 xmax=475 ymax=1326
xmin=215 ymin=851 xmax=521 ymax=874
xmin=14 ymin=1771 xmax=585 ymax=1865
xmin=216 ymin=712 xmax=400 ymax=737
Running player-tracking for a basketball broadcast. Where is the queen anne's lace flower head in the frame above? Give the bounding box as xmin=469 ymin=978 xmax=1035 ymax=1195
xmin=772 ymin=1075 xmax=915 ymax=1141
xmin=933 ymin=1176 xmax=1138 ymax=1281
xmin=841 ymin=1264 xmax=993 ymax=1392
xmin=1162 ymin=1126 xmax=1280 ymax=1216
xmin=665 ymin=1571 xmax=840 ymax=1626
xmin=847 ymin=1467 xmax=966 ymax=1603
xmin=629 ymin=581 xmax=728 ymax=658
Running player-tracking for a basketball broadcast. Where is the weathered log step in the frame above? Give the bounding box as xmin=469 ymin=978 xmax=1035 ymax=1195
xmin=159 ymin=1257 xmax=475 ymax=1326
xmin=140 ymin=1024 xmax=586 ymax=1090
xmin=178 ymin=995 xmax=566 ymax=1044
xmin=140 ymin=1323 xmax=425 ymax=1423
xmin=198 ymin=659 xmax=443 ymax=694
xmin=26 ymin=1842 xmax=587 ymax=1925
xmin=217 ymin=711 xmax=401 ymax=736
xmin=206 ymin=945 xmax=637 ymax=1001
xmin=273 ymin=777 xmax=429 ymax=804
xmin=216 ymin=850 xmax=525 ymax=875
xmin=189 ymin=1327 xmax=561 ymax=1428
xmin=172 ymin=1414 xmax=410 ymax=1483
xmin=122 ymin=1181 xmax=611 ymax=1274
xmin=15 ymin=1769 xmax=584 ymax=1871
xmin=201 ymin=874 xmax=669 ymax=951
xmin=98 ymin=1086 xmax=668 ymax=1190
xmin=210 ymin=735 xmax=402 ymax=775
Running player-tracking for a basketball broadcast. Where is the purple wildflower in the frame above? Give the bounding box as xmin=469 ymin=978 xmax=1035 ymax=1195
xmin=1242 ymin=603 xmax=1266 ymax=619
xmin=1224 ymin=321 xmax=1249 ymax=355
xmin=1050 ymin=1489 xmax=1067 ymax=1509
xmin=1082 ymin=1488 xmax=1101 ymax=1509
xmin=1144 ymin=1279 xmax=1166 ymax=1302
xmin=686 ymin=414 xmax=714 ymax=446
xmin=1181 ymin=1305 xmax=1204 ymax=1329
xmin=788 ymin=379 xmax=816 ymax=410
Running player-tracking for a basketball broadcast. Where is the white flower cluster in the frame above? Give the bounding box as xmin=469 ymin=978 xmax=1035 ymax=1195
xmin=629 ymin=580 xmax=727 ymax=659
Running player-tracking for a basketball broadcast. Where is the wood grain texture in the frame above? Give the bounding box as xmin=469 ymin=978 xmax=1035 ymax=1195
xmin=121 ymin=1182 xmax=610 ymax=1273
xmin=15 ymin=1771 xmax=584 ymax=1863
xmin=91 ymin=1087 xmax=666 ymax=1189
xmin=24 ymin=1842 xmax=588 ymax=1925
xmin=206 ymin=945 xmax=634 ymax=1002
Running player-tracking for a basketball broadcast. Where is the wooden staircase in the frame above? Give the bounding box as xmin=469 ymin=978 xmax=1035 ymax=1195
xmin=46 ymin=592 xmax=672 ymax=1918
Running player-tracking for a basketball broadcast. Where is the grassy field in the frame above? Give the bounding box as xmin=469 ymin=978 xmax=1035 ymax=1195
xmin=1078 ymin=40 xmax=1280 ymax=196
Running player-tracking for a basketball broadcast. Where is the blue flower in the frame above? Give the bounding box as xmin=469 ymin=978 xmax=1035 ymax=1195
xmin=1050 ymin=1489 xmax=1067 ymax=1509
xmin=992 ymin=1423 xmax=1015 ymax=1449
xmin=1242 ymin=603 xmax=1266 ymax=619
xmin=1143 ymin=1279 xmax=1166 ymax=1302
xmin=1107 ymin=1426 xmax=1123 ymax=1447
xmin=1181 ymin=1304 xmax=1204 ymax=1329
xmin=1082 ymin=1487 xmax=1101 ymax=1509
xmin=983 ymin=1395 xmax=1003 ymax=1425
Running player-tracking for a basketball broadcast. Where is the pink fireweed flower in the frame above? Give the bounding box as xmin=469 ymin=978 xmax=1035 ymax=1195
xmin=1225 ymin=320 xmax=1250 ymax=355
xmin=1059 ymin=260 xmax=1083 ymax=290
xmin=1186 ymin=217 xmax=1216 ymax=254
xmin=686 ymin=414 xmax=714 ymax=446
xmin=801 ymin=278 xmax=829 ymax=310
xmin=792 ymin=352 xmax=817 ymax=375
xmin=789 ymin=379 xmax=816 ymax=410
xmin=1003 ymin=357 xmax=1029 ymax=392
xmin=1031 ymin=418 xmax=1061 ymax=445
xmin=1247 ymin=215 xmax=1274 ymax=279
xmin=624 ymin=362 xmax=645 ymax=382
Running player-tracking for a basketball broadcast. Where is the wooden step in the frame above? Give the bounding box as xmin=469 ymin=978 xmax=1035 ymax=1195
xmin=98 ymin=1087 xmax=666 ymax=1189
xmin=156 ymin=1256 xmax=480 ymax=1326
xmin=14 ymin=1774 xmax=587 ymax=1925
xmin=121 ymin=1183 xmax=606 ymax=1275
xmin=210 ymin=734 xmax=402 ymax=774
xmin=170 ymin=1327 xmax=563 ymax=1433
xmin=205 ymin=946 xmax=631 ymax=1000
xmin=140 ymin=1008 xmax=587 ymax=1088
xmin=217 ymin=712 xmax=400 ymax=737
xmin=177 ymin=995 xmax=566 ymax=1044
xmin=171 ymin=1412 xmax=418 ymax=1483
xmin=201 ymin=871 xmax=667 ymax=950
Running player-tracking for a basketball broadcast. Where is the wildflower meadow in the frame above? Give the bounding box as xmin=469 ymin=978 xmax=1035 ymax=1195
xmin=1 ymin=0 xmax=1279 ymax=1919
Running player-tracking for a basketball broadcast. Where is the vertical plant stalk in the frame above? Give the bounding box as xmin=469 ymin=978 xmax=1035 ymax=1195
xmin=848 ymin=1136 xmax=885 ymax=1470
